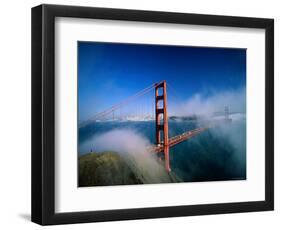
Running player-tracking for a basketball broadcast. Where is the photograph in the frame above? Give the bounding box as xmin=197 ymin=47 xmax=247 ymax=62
xmin=78 ymin=42 xmax=247 ymax=187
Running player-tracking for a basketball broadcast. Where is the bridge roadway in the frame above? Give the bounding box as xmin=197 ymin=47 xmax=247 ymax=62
xmin=148 ymin=126 xmax=211 ymax=154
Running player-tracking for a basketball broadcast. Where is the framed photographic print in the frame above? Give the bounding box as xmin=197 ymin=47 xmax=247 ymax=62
xmin=31 ymin=4 xmax=274 ymax=225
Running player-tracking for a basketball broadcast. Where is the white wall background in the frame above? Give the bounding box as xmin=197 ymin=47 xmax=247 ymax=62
xmin=0 ymin=0 xmax=279 ymax=229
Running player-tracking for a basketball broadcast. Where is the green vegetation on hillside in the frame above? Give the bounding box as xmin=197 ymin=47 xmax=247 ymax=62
xmin=79 ymin=152 xmax=142 ymax=187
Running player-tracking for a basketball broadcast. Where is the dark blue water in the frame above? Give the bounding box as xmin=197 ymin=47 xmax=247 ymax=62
xmin=79 ymin=119 xmax=246 ymax=182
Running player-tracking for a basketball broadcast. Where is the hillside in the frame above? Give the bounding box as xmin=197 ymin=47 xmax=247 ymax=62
xmin=79 ymin=152 xmax=143 ymax=186
xmin=79 ymin=152 xmax=181 ymax=187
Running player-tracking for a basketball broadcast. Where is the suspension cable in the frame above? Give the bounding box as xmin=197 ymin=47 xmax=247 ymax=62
xmin=80 ymin=83 xmax=156 ymax=126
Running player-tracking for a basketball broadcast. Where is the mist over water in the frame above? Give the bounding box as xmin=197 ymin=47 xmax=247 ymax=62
xmin=79 ymin=114 xmax=246 ymax=183
xmin=170 ymin=118 xmax=246 ymax=182
xmin=80 ymin=129 xmax=150 ymax=156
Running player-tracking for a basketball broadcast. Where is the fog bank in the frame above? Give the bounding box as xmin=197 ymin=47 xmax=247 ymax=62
xmin=170 ymin=87 xmax=246 ymax=117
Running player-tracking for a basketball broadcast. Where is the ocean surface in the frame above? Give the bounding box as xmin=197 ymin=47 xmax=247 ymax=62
xmin=78 ymin=114 xmax=246 ymax=182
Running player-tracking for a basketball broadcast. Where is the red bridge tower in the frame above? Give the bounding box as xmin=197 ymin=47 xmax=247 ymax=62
xmin=155 ymin=80 xmax=171 ymax=172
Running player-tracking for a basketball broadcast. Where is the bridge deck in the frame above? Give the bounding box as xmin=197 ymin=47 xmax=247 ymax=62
xmin=148 ymin=126 xmax=210 ymax=153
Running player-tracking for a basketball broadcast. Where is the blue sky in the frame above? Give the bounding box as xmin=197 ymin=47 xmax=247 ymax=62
xmin=78 ymin=42 xmax=246 ymax=121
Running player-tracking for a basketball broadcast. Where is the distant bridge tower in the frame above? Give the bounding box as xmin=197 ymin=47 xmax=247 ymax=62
xmin=225 ymin=106 xmax=229 ymax=120
xmin=155 ymin=80 xmax=171 ymax=172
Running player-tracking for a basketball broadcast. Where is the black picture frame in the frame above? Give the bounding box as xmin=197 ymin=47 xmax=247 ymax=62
xmin=31 ymin=4 xmax=274 ymax=225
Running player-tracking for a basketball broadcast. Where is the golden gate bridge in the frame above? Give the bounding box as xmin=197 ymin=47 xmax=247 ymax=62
xmin=80 ymin=80 xmax=231 ymax=172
